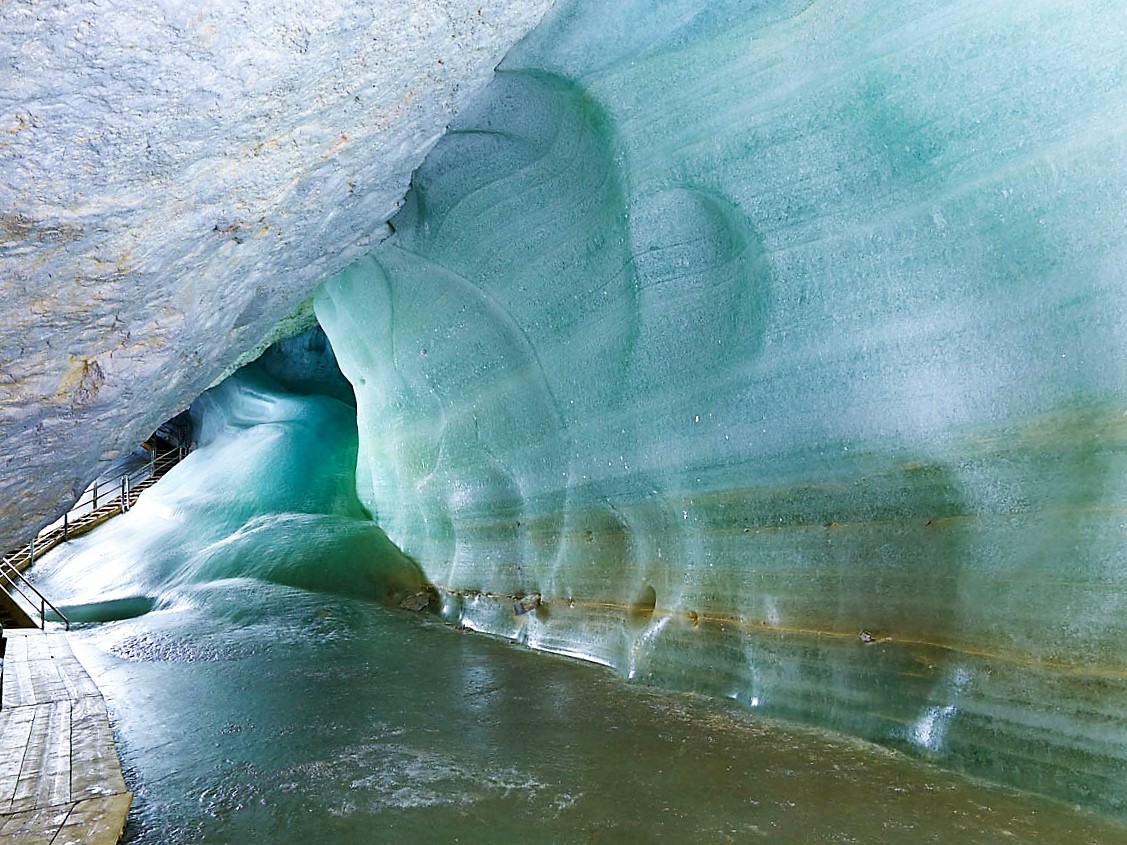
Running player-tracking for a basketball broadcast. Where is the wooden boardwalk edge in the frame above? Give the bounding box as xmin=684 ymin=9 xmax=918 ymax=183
xmin=0 ymin=630 xmax=131 ymax=845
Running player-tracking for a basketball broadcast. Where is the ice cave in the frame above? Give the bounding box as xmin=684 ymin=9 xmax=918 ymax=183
xmin=3 ymin=0 xmax=1127 ymax=842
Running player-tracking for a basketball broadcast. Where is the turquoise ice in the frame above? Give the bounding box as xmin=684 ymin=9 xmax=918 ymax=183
xmin=25 ymin=0 xmax=1127 ymax=824
xmin=315 ymin=0 xmax=1127 ymax=816
xmin=30 ymin=344 xmax=425 ymax=612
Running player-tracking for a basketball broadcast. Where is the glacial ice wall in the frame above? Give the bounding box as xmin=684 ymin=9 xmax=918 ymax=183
xmin=30 ymin=353 xmax=424 ymax=614
xmin=0 ymin=0 xmax=552 ymax=545
xmin=317 ymin=0 xmax=1127 ymax=815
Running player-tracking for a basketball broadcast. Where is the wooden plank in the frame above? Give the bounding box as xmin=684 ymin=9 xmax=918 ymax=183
xmin=2 ymin=635 xmax=28 ymax=664
xmin=61 ymin=639 xmax=110 ymax=703
xmin=70 ymin=697 xmax=127 ymax=800
xmin=27 ymin=660 xmax=61 ymax=707
xmin=0 ymin=632 xmax=130 ymax=845
xmin=2 ymin=649 xmax=36 ymax=709
xmin=21 ymin=658 xmax=63 ymax=709
xmin=41 ymin=634 xmax=70 ymax=660
xmin=51 ymin=794 xmax=131 ymax=845
xmin=10 ymin=701 xmax=71 ymax=813
xmin=0 ymin=707 xmax=36 ymax=814
xmin=0 ymin=803 xmax=71 ymax=845
xmin=3 ymin=634 xmax=99 ymax=708
xmin=57 ymin=658 xmax=102 ymax=702
xmin=22 ymin=635 xmax=46 ymax=662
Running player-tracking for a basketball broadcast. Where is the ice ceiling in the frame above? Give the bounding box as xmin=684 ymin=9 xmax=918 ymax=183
xmin=9 ymin=0 xmax=1127 ymax=820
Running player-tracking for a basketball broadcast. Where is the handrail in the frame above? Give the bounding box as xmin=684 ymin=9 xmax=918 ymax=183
xmin=57 ymin=445 xmax=187 ymax=535
xmin=0 ymin=444 xmax=188 ymax=629
xmin=0 ymin=555 xmax=68 ymax=630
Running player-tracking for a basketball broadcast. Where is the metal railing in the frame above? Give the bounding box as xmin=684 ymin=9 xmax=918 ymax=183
xmin=56 ymin=445 xmax=188 ymax=536
xmin=26 ymin=446 xmax=187 ymax=557
xmin=0 ymin=556 xmax=69 ymax=630
xmin=0 ymin=445 xmax=188 ymax=629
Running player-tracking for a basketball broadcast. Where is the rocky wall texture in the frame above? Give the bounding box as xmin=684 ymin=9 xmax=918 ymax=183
xmin=0 ymin=0 xmax=552 ymax=545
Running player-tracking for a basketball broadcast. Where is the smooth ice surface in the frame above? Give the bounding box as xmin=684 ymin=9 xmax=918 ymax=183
xmin=316 ymin=0 xmax=1127 ymax=817
xmin=32 ymin=350 xmax=1127 ymax=843
xmin=67 ymin=586 xmax=1127 ymax=844
xmin=30 ymin=353 xmax=424 ymax=613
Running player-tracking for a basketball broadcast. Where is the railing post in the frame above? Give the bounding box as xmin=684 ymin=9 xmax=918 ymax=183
xmin=63 ymin=511 xmax=68 ymax=540
xmin=120 ymin=476 xmax=127 ymax=511
xmin=40 ymin=597 xmax=45 ymax=630
xmin=29 ymin=535 xmax=34 ymax=568
xmin=92 ymin=479 xmax=98 ymax=510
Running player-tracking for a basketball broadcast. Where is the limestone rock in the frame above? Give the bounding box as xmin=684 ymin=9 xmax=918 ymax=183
xmin=0 ymin=0 xmax=553 ymax=544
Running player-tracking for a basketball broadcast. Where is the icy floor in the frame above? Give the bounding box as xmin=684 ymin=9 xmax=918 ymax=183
xmin=66 ymin=582 xmax=1127 ymax=845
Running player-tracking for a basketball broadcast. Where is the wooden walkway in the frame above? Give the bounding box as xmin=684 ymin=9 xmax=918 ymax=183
xmin=1 ymin=447 xmax=187 ymax=632
xmin=0 ymin=630 xmax=130 ymax=844
xmin=2 ymin=447 xmax=187 ymax=580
